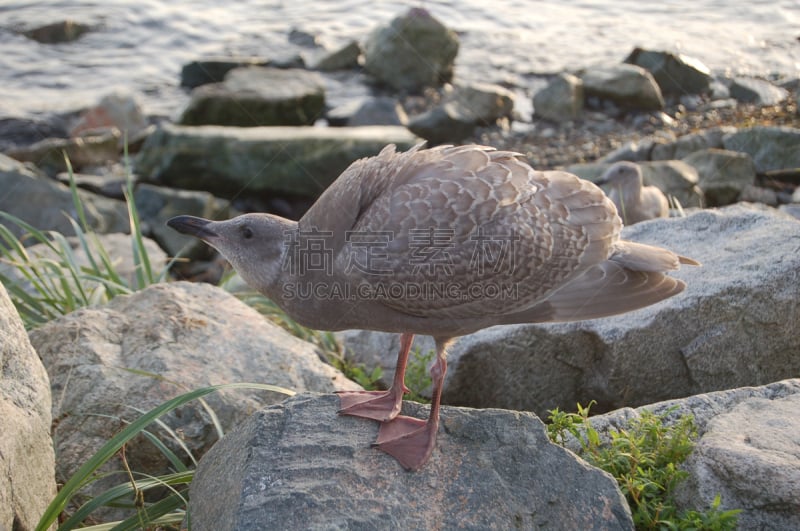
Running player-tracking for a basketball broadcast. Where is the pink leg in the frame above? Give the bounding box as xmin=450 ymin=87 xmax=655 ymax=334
xmin=374 ymin=338 xmax=449 ymax=471
xmin=336 ymin=332 xmax=414 ymax=422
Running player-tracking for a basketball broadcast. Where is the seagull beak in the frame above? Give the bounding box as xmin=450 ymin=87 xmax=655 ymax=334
xmin=166 ymin=215 xmax=218 ymax=240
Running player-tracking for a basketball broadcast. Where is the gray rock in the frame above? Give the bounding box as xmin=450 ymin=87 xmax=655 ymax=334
xmin=579 ymin=379 xmax=800 ymax=530
xmin=364 ymin=8 xmax=459 ymax=93
xmin=310 ymin=40 xmax=362 ymax=71
xmin=0 ymin=154 xmax=129 ymax=241
xmin=134 ymin=183 xmax=231 ymax=258
xmin=179 ymin=67 xmax=325 ymax=126
xmin=29 ymin=282 xmax=359 ymax=509
xmin=737 ymin=185 xmax=779 ymax=207
xmin=326 ymin=96 xmax=408 ymax=127
xmin=650 ymin=126 xmax=737 ymax=160
xmin=722 ymin=126 xmax=800 ymax=173
xmin=729 ymin=77 xmax=789 ymax=105
xmin=682 ymin=148 xmax=756 ymax=206
xmin=342 ymin=205 xmax=800 ymax=416
xmin=449 ymin=82 xmax=515 ymax=125
xmin=189 ymin=393 xmax=633 ymax=530
xmin=533 ymin=73 xmax=584 ymax=123
xmin=22 ymin=19 xmax=91 ymax=43
xmin=624 ymin=48 xmax=711 ymax=96
xmin=779 ymin=203 xmax=800 ymax=220
xmin=180 ymin=57 xmax=270 ymax=88
xmin=407 ymin=103 xmax=477 ymax=144
xmin=54 ymin=170 xmax=130 ymax=199
xmin=601 ymin=138 xmax=660 ymax=162
xmin=0 ymin=283 xmax=57 ymax=531
xmin=5 ymin=130 xmax=121 ymax=175
xmin=135 ymin=123 xmax=419 ymax=198
xmin=581 ymin=64 xmax=665 ymax=111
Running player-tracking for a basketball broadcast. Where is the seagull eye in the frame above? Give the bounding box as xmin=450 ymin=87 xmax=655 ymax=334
xmin=242 ymin=226 xmax=254 ymax=239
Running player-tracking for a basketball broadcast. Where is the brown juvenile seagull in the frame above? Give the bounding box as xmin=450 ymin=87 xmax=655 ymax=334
xmin=168 ymin=144 xmax=697 ymax=471
xmin=597 ymin=161 xmax=670 ymax=225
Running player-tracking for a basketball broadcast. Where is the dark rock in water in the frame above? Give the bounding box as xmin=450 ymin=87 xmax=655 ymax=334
xmin=178 ymin=66 xmax=325 ymax=126
xmin=729 ymin=77 xmax=789 ymax=105
xmin=363 ymin=8 xmax=459 ymax=93
xmin=288 ymin=28 xmax=323 ymax=48
xmin=189 ymin=393 xmax=633 ymax=530
xmin=181 ymin=58 xmax=266 ymax=88
xmin=21 ymin=19 xmax=91 ymax=44
xmin=625 ymin=48 xmax=711 ymax=96
xmin=310 ymin=40 xmax=362 ymax=72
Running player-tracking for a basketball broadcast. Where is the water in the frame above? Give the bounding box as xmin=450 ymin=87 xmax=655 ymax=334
xmin=1 ymin=0 xmax=798 ymax=121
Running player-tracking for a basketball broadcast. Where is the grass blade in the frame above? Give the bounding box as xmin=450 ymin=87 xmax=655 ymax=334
xmin=37 ymin=383 xmax=293 ymax=531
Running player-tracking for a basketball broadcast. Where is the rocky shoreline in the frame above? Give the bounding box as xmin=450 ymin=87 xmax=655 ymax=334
xmin=2 ymin=7 xmax=800 ymax=530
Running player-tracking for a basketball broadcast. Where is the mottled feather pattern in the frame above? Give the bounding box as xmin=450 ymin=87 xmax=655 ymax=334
xmin=308 ymin=144 xmax=621 ymax=318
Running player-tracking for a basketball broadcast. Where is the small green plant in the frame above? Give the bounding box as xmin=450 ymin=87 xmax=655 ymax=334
xmin=546 ymin=403 xmax=740 ymax=530
xmin=37 ymin=381 xmax=294 ymax=531
xmin=0 ymin=152 xmax=175 ymax=328
xmin=404 ymin=346 xmax=434 ymax=404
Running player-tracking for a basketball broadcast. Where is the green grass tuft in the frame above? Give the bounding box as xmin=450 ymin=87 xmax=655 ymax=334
xmin=546 ymin=403 xmax=741 ymax=530
xmin=0 ymin=151 xmax=176 ymax=328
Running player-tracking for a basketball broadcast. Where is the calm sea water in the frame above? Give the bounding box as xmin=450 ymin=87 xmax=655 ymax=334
xmin=0 ymin=0 xmax=798 ymax=121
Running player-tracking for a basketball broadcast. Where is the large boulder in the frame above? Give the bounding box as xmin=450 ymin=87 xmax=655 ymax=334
xmin=580 ymin=379 xmax=800 ymax=530
xmin=624 ymin=48 xmax=711 ymax=96
xmin=0 ymin=154 xmax=129 ymax=241
xmin=682 ymin=148 xmax=757 ymax=206
xmin=180 ymin=57 xmax=270 ymax=88
xmin=650 ymin=126 xmax=737 ymax=161
xmin=179 ymin=67 xmax=325 ymax=126
xmin=341 ymin=205 xmax=800 ymax=416
xmin=722 ymin=126 xmax=800 ymax=173
xmin=189 ymin=393 xmax=633 ymax=530
xmin=28 ymin=281 xmax=360 ymax=508
xmin=0 ymin=283 xmax=56 ymax=531
xmin=363 ymin=8 xmax=459 ymax=93
xmin=581 ymin=64 xmax=665 ymax=111
xmin=135 ymin=123 xmax=419 ymax=198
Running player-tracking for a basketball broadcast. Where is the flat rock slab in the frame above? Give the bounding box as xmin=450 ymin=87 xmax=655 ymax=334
xmin=190 ymin=393 xmax=633 ymax=530
xmin=135 ymin=124 xmax=419 ymax=198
